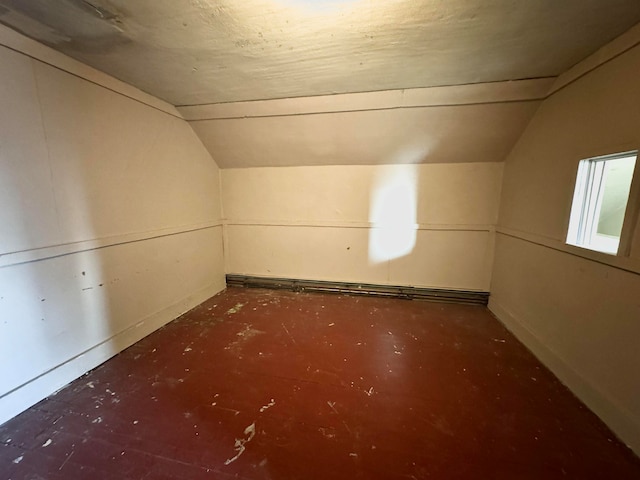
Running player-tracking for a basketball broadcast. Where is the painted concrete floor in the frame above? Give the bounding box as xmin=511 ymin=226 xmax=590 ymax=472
xmin=1 ymin=287 xmax=639 ymax=479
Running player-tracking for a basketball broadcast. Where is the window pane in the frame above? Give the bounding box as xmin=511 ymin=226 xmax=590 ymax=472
xmin=596 ymin=156 xmax=636 ymax=238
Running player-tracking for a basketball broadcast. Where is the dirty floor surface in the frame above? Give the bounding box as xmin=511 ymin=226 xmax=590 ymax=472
xmin=2 ymin=287 xmax=639 ymax=479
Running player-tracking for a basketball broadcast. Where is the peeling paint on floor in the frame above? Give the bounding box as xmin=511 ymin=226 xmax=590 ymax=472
xmin=259 ymin=399 xmax=276 ymax=413
xmin=226 ymin=303 xmax=245 ymax=315
xmin=224 ymin=422 xmax=256 ymax=466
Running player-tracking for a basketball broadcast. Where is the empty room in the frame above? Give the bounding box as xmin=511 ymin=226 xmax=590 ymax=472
xmin=1 ymin=0 xmax=640 ymax=478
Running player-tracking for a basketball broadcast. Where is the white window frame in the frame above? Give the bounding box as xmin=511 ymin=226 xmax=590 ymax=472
xmin=566 ymin=151 xmax=639 ymax=256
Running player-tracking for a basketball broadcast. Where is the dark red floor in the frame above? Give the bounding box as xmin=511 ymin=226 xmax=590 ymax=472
xmin=2 ymin=287 xmax=639 ymax=479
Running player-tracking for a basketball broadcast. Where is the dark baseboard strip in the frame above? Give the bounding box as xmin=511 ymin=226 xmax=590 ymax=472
xmin=225 ymin=275 xmax=489 ymax=306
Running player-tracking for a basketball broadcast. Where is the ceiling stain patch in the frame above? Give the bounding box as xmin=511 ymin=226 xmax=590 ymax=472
xmin=0 ymin=0 xmax=130 ymax=54
xmin=79 ymin=0 xmax=120 ymax=21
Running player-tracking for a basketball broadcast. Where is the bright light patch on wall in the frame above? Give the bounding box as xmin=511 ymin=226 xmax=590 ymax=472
xmin=369 ymin=165 xmax=418 ymax=263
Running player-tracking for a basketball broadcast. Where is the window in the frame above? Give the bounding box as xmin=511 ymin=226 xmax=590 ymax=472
xmin=567 ymin=151 xmax=637 ymax=254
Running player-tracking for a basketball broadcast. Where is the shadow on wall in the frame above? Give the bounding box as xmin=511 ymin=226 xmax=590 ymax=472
xmin=0 ymin=62 xmax=135 ymax=411
xmin=0 ymin=144 xmax=115 ymax=416
xmin=0 ymin=41 xmax=224 ymax=423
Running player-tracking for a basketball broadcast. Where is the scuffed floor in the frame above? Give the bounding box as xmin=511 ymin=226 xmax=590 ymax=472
xmin=1 ymin=287 xmax=639 ymax=479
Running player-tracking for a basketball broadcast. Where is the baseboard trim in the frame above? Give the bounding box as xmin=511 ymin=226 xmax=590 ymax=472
xmin=226 ymin=274 xmax=489 ymax=305
xmin=488 ymin=297 xmax=640 ymax=456
xmin=0 ymin=280 xmax=225 ymax=427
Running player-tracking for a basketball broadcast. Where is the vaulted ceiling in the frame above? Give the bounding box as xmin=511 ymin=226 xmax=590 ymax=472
xmin=2 ymin=0 xmax=640 ymax=105
xmin=2 ymin=0 xmax=639 ymax=167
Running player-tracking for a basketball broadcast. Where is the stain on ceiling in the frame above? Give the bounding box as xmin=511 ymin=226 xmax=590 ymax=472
xmin=1 ymin=0 xmax=639 ymax=106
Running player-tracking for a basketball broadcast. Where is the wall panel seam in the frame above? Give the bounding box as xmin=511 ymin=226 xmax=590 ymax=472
xmin=0 ymin=222 xmax=223 ymax=269
xmin=185 ymin=99 xmax=542 ymax=121
xmin=223 ymin=220 xmax=495 ymax=231
xmin=496 ymin=227 xmax=640 ymax=276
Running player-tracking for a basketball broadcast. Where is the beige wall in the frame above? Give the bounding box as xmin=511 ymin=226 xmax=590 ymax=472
xmin=0 ymin=30 xmax=225 ymax=423
xmin=223 ymin=163 xmax=503 ymax=291
xmin=490 ymin=39 xmax=640 ymax=453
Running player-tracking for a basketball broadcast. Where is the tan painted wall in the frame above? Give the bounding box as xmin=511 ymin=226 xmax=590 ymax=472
xmin=490 ymin=39 xmax=640 ymax=453
xmin=0 ymin=30 xmax=225 ymax=423
xmin=190 ymin=101 xmax=542 ymax=169
xmin=180 ymin=78 xmax=551 ymax=170
xmin=222 ymin=163 xmax=503 ymax=291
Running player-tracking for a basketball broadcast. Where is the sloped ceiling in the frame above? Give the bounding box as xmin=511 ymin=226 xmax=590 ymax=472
xmin=2 ymin=0 xmax=639 ymax=105
xmin=1 ymin=0 xmax=639 ymax=167
xmin=184 ymin=79 xmax=553 ymax=167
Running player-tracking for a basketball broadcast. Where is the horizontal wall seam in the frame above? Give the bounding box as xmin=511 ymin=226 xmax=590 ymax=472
xmin=0 ymin=42 xmax=182 ymax=121
xmin=0 ymin=222 xmax=223 ymax=269
xmin=496 ymin=228 xmax=640 ymax=276
xmin=185 ymin=98 xmax=542 ymax=121
xmin=176 ymin=76 xmax=556 ymax=108
xmin=224 ymin=220 xmax=495 ymax=232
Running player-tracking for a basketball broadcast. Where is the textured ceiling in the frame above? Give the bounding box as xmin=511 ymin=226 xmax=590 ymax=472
xmin=1 ymin=0 xmax=640 ymax=106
